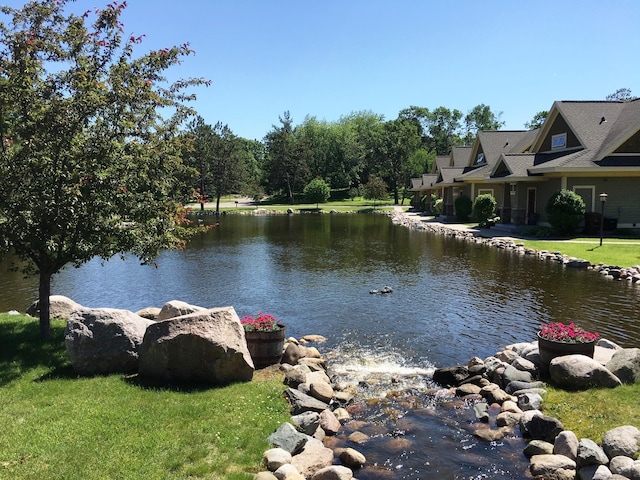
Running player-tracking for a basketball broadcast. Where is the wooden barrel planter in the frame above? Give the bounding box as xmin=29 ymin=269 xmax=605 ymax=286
xmin=244 ymin=325 xmax=286 ymax=369
xmin=537 ymin=331 xmax=595 ymax=373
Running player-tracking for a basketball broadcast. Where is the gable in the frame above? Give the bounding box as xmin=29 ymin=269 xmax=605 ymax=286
xmin=538 ymin=114 xmax=581 ymax=152
xmin=613 ymin=129 xmax=640 ymax=154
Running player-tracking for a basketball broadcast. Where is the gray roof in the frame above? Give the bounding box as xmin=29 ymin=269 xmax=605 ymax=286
xmin=451 ymin=146 xmax=472 ymax=167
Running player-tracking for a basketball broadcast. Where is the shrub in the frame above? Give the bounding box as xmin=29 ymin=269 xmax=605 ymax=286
xmin=454 ymin=195 xmax=473 ymax=222
xmin=303 ymin=178 xmax=331 ymax=207
xmin=431 ymin=195 xmax=443 ymax=215
xmin=473 ymin=194 xmax=497 ymax=227
xmin=545 ymin=189 xmax=585 ymax=235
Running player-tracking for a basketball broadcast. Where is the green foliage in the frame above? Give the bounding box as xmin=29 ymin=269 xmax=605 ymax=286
xmin=545 ymin=189 xmax=586 ymax=235
xmin=348 ymin=187 xmax=361 ymax=200
xmin=0 ymin=0 xmax=208 ymax=337
xmin=303 ymin=178 xmax=330 ymax=207
xmin=0 ymin=314 xmax=291 ymax=479
xmin=473 ymin=194 xmax=497 ymax=226
xmin=430 ymin=194 xmax=443 ymax=215
xmin=454 ymin=195 xmax=473 ymax=222
xmin=524 ymin=110 xmax=549 ymax=130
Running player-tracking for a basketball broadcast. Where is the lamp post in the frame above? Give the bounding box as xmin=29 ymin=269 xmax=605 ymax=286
xmin=599 ymin=192 xmax=608 ymax=246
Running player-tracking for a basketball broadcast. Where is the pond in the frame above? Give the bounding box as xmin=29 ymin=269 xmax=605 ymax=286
xmin=1 ymin=213 xmax=639 ymax=478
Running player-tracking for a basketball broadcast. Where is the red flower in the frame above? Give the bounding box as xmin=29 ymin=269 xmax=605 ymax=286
xmin=241 ymin=312 xmax=282 ymax=332
xmin=539 ymin=322 xmax=599 ymax=344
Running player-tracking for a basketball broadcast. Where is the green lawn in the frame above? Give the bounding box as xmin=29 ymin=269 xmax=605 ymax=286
xmin=521 ymin=239 xmax=640 ymax=267
xmin=0 ymin=314 xmax=290 ymax=480
xmin=543 ymin=384 xmax=640 ymax=443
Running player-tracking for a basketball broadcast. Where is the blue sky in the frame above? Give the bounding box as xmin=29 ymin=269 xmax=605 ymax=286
xmin=5 ymin=0 xmax=640 ymax=140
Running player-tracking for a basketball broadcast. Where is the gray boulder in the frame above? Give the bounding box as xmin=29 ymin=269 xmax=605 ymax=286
xmin=549 ymin=354 xmax=622 ymax=389
xmin=606 ymin=348 xmax=640 ymax=384
xmin=138 ymin=307 xmax=253 ymax=385
xmin=525 ymin=413 xmax=564 ymax=443
xmin=529 ymin=454 xmax=576 ymax=480
xmin=28 ymin=295 xmax=81 ymax=320
xmin=578 ymin=464 xmax=613 ymax=480
xmin=291 ymin=412 xmax=321 ymax=436
xmin=602 ymin=425 xmax=640 ymax=459
xmin=610 ymin=456 xmax=640 ymax=479
xmin=156 ymin=300 xmax=206 ymax=321
xmin=310 ymin=465 xmax=353 ymax=480
xmin=135 ymin=307 xmax=161 ymax=320
xmin=65 ymin=307 xmax=154 ymax=375
xmin=267 ymin=422 xmax=310 ymax=455
xmin=554 ymin=430 xmax=579 ymax=461
xmin=523 ymin=439 xmax=554 ymax=457
xmin=577 ymin=438 xmax=609 ymax=467
xmin=263 ymin=448 xmax=292 ymax=471
xmin=284 ymin=388 xmax=330 ymax=415
xmin=502 ymin=363 xmax=534 ymax=386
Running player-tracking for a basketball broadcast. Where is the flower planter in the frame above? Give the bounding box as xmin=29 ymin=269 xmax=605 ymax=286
xmin=244 ymin=325 xmax=286 ymax=369
xmin=537 ymin=331 xmax=596 ymax=372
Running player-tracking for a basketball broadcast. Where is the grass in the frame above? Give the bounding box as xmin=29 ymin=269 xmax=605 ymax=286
xmin=521 ymin=238 xmax=640 ymax=266
xmin=542 ymin=384 xmax=640 ymax=443
xmin=0 ymin=314 xmax=291 ymax=480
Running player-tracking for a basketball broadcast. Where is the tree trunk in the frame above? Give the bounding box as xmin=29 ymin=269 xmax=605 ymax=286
xmin=39 ymin=270 xmax=52 ymax=340
xmin=215 ymin=192 xmax=221 ymax=214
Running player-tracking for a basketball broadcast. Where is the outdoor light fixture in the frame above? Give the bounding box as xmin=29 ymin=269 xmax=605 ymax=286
xmin=599 ymin=192 xmax=608 ymax=246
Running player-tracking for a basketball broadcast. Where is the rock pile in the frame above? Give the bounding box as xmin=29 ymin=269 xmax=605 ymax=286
xmin=434 ymin=339 xmax=640 ymax=479
xmin=255 ymin=336 xmax=368 ymax=480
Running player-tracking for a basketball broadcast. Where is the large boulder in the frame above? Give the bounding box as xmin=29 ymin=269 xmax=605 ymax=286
xmin=65 ymin=307 xmax=154 ymax=375
xmin=602 ymin=426 xmax=640 ymax=459
xmin=28 ymin=295 xmax=81 ymax=320
xmin=138 ymin=307 xmax=253 ymax=384
xmin=606 ymin=348 xmax=640 ymax=384
xmin=549 ymin=354 xmax=622 ymax=389
xmin=156 ymin=300 xmax=206 ymax=321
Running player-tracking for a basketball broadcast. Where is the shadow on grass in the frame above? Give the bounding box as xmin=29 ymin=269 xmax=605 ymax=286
xmin=0 ymin=317 xmax=69 ymax=387
xmin=123 ymin=373 xmax=228 ymax=393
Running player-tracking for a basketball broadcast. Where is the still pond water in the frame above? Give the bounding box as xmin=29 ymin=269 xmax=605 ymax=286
xmin=2 ymin=213 xmax=639 ymax=479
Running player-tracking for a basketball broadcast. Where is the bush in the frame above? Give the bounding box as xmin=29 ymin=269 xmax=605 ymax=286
xmin=545 ymin=189 xmax=585 ymax=235
xmin=473 ymin=194 xmax=497 ymax=227
xmin=431 ymin=195 xmax=443 ymax=216
xmin=303 ymin=178 xmax=331 ymax=207
xmin=454 ymin=195 xmax=473 ymax=222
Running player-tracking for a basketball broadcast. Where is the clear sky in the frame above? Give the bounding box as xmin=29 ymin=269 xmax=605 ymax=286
xmin=5 ymin=0 xmax=640 ymax=140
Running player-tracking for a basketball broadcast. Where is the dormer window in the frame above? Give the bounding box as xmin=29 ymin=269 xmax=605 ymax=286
xmin=475 ymin=153 xmax=485 ymax=164
xmin=551 ymin=133 xmax=567 ymax=150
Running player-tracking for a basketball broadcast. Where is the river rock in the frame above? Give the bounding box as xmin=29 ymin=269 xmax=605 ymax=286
xmin=255 ymin=472 xmax=278 ymax=480
xmin=554 ymin=431 xmax=579 ymax=461
xmin=505 ymin=380 xmax=546 ymax=395
xmin=156 ymin=300 xmax=206 ymax=321
xmin=524 ymin=413 xmax=564 ymax=443
xmin=549 ymin=354 xmax=622 ymax=389
xmin=264 ymin=448 xmax=293 ymax=471
xmin=524 ymin=440 xmax=554 ymax=457
xmin=529 ymin=454 xmax=576 ymax=479
xmin=606 ymin=348 xmax=640 ymax=384
xmin=138 ymin=307 xmax=253 ymax=384
xmin=496 ymin=411 xmax=521 ymax=427
xmin=291 ymin=412 xmax=321 ymax=436
xmin=578 ymin=464 xmax=613 ymax=480
xmin=502 ymin=364 xmax=534 ymax=385
xmin=284 ymin=388 xmax=330 ymax=415
xmin=480 ymin=383 xmax=513 ymax=404
xmin=28 ymin=295 xmax=81 ymax=320
xmin=319 ymin=409 xmax=341 ymax=435
xmin=291 ymin=439 xmax=334 ymax=478
xmin=602 ymin=425 xmax=640 ymax=458
xmin=282 ymin=342 xmax=301 ymax=365
xmin=64 ymin=307 xmax=154 ymax=375
xmin=135 ymin=307 xmax=161 ymax=320
xmin=284 ymin=368 xmax=307 ymax=388
xmin=577 ymin=438 xmax=609 ymax=466
xmin=310 ymin=465 xmax=353 ymax=480
xmin=338 ymin=447 xmax=366 ymax=469
xmin=309 ymin=381 xmax=334 ymax=403
xmin=268 ymin=422 xmax=309 ymax=455
xmin=609 ymin=455 xmax=640 ymax=478
xmin=432 ymin=365 xmax=469 ymax=387
xmin=273 ymin=463 xmax=302 ymax=479
xmin=517 ymin=392 xmax=543 ymax=411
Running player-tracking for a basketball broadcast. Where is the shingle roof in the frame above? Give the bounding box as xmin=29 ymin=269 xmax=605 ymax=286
xmin=451 ymin=146 xmax=472 ymax=167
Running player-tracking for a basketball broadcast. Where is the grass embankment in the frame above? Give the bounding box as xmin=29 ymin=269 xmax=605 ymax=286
xmin=0 ymin=314 xmax=290 ymax=480
xmin=543 ymin=385 xmax=640 ymax=443
xmin=521 ymin=238 xmax=640 ymax=267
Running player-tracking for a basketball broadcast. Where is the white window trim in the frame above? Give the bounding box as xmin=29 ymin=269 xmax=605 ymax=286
xmin=477 ymin=189 xmax=494 ymax=197
xmin=552 ymin=133 xmax=567 ymax=150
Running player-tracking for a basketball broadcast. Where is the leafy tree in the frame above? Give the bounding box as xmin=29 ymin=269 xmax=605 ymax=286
xmin=264 ymin=111 xmax=308 ymax=203
xmin=605 ymin=88 xmax=637 ymax=101
xmin=0 ymin=0 xmax=207 ymax=339
xmin=185 ymin=118 xmax=242 ymax=213
xmin=545 ymin=189 xmax=585 ymax=236
xmin=398 ymin=106 xmax=463 ymax=155
xmin=463 ymin=104 xmax=505 ymax=144
xmin=454 ymin=195 xmax=473 ymax=222
xmin=362 ymin=177 xmax=388 ymax=209
xmin=303 ymin=178 xmax=330 ymax=207
xmin=473 ymin=194 xmax=498 ymax=227
xmin=525 ymin=111 xmax=549 ymax=130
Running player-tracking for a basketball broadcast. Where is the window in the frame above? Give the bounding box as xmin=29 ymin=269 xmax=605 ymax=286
xmin=552 ymin=133 xmax=567 ymax=150
xmin=475 ymin=153 xmax=485 ymax=164
xmin=478 ymin=189 xmax=494 ymax=197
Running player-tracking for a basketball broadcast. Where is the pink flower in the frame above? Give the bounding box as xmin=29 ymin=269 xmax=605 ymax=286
xmin=539 ymin=322 xmax=599 ymax=344
xmin=241 ymin=312 xmax=282 ymax=332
